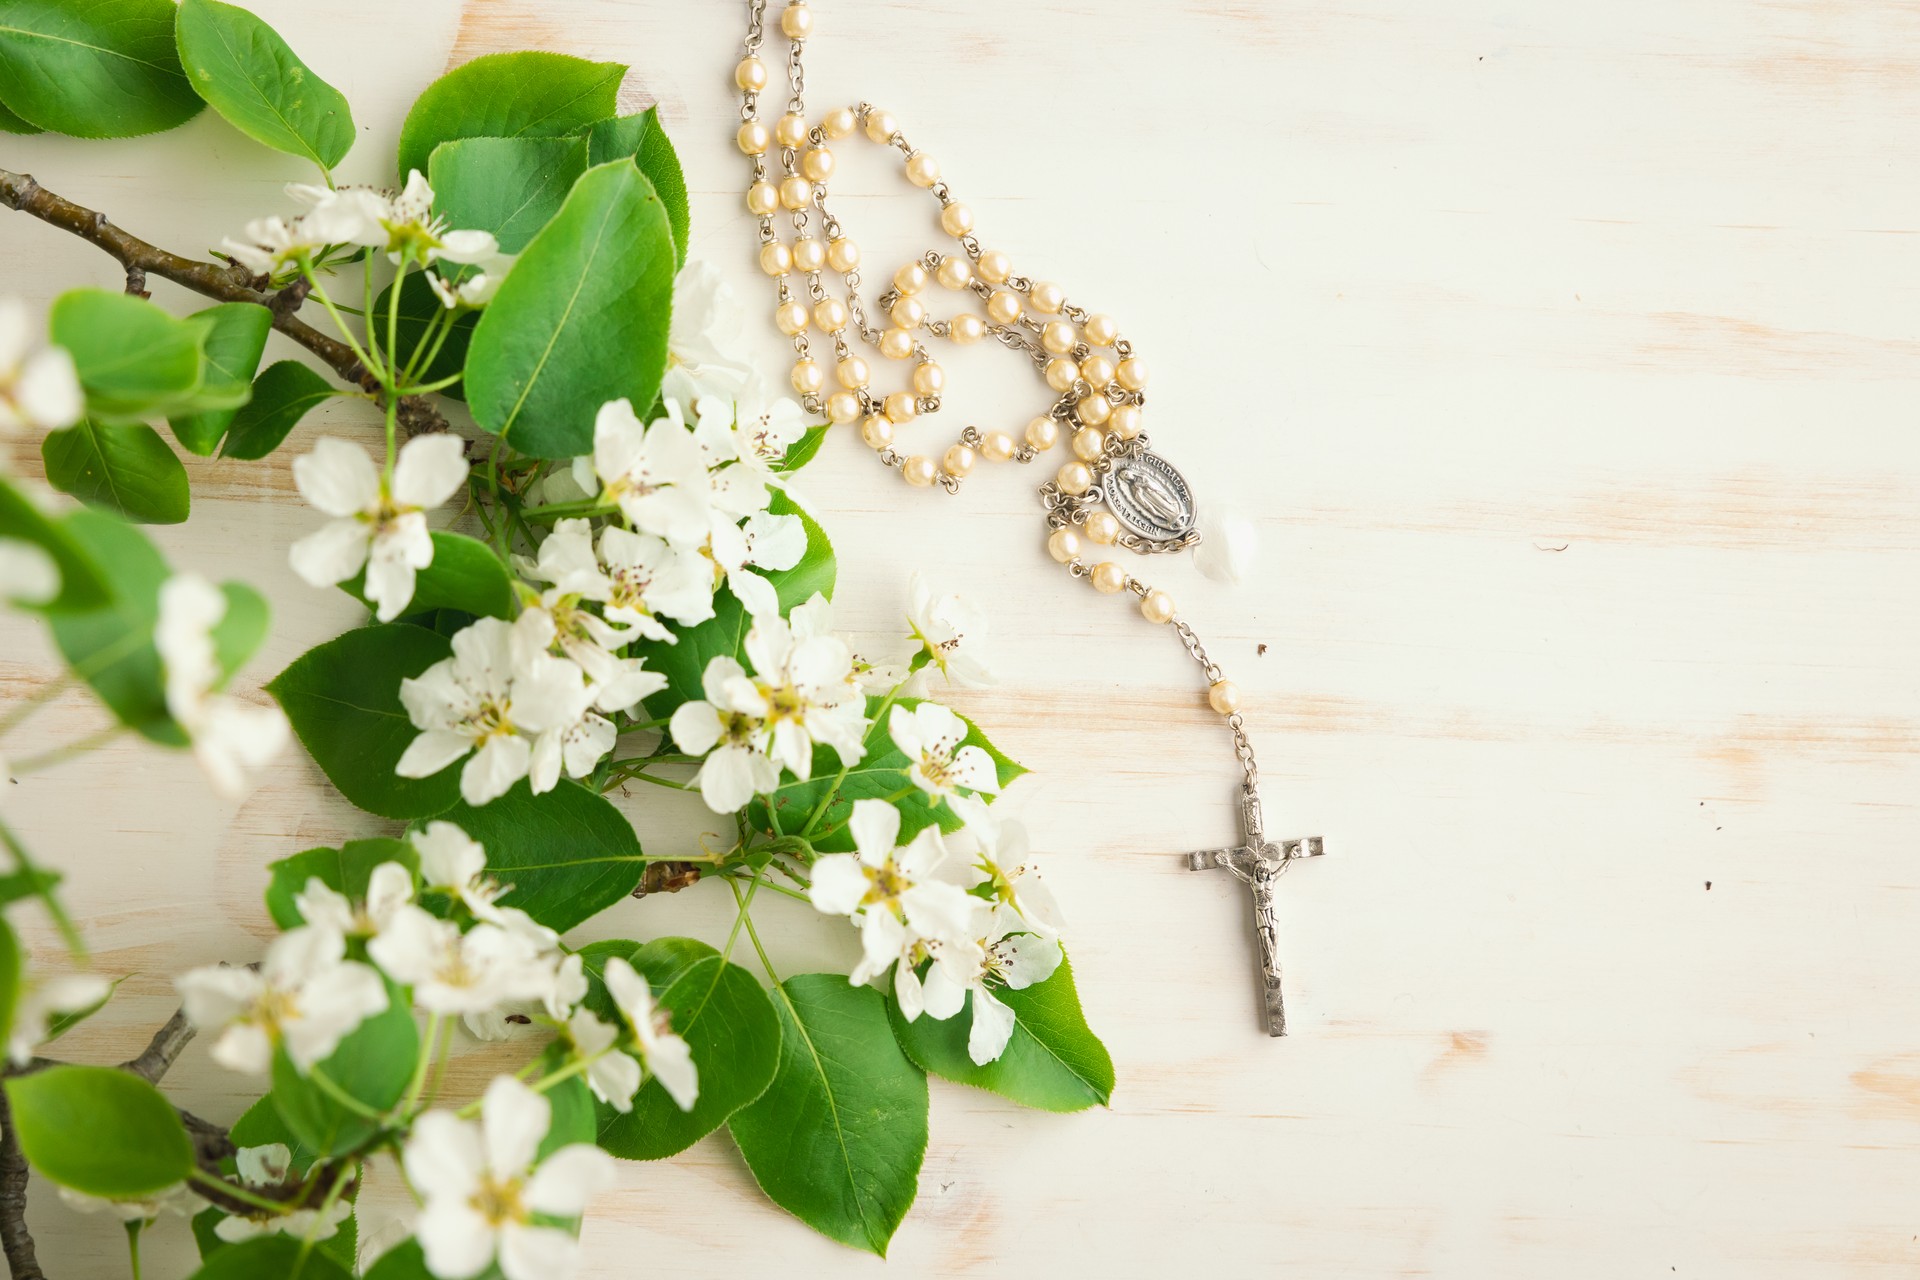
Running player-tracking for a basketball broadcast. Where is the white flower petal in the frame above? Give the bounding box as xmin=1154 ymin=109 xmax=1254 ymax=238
xmin=293 ymin=437 xmax=381 ymax=518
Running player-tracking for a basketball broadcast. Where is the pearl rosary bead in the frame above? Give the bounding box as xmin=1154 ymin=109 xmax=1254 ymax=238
xmin=836 ymin=355 xmax=870 ymax=388
xmin=1057 ymin=462 xmax=1093 ymax=495
xmin=822 ymin=106 xmax=856 ymax=138
xmin=1072 ymin=427 xmax=1105 ymax=461
xmin=801 ymin=146 xmax=835 ymax=182
xmin=1029 ymin=280 xmax=1065 ymax=314
xmin=879 ymin=328 xmax=915 ymax=360
xmin=893 ymin=262 xmax=929 ymax=295
xmin=826 ymin=237 xmax=860 ymax=272
xmin=747 ymin=181 xmax=779 ymax=215
xmin=1080 ymin=354 xmax=1116 ymax=389
xmin=758 ymin=242 xmax=792 ymax=276
xmin=864 ymin=109 xmax=898 ymax=143
xmin=780 ymin=3 xmax=813 ymax=39
xmin=905 ymin=151 xmax=941 ymax=187
xmin=912 ymin=362 xmax=946 ymax=396
xmin=1025 ymin=416 xmax=1059 ymax=450
xmin=1045 ymin=358 xmax=1079 ymax=392
xmin=940 ymin=203 xmax=974 ymax=236
xmin=737 ymin=121 xmax=772 ymax=154
xmin=1084 ymin=511 xmax=1119 ymax=544
xmin=1141 ymin=590 xmax=1176 ymax=624
xmin=779 ymin=176 xmax=812 ymax=209
xmin=935 ymin=256 xmax=972 ymax=290
xmin=942 ymin=444 xmax=975 ymax=477
xmin=775 ymin=301 xmax=808 ymax=334
xmin=1041 ymin=321 xmax=1076 ymax=355
xmin=884 ymin=391 xmax=918 ymax=422
xmin=792 ymin=237 xmax=826 ymax=272
xmin=977 ymin=249 xmax=1012 ymax=284
xmin=1108 ymin=403 xmax=1141 ymax=440
xmin=1078 ymin=391 xmax=1113 ymax=425
xmin=861 ymin=415 xmax=893 ymax=449
xmin=1083 ymin=313 xmax=1118 ymax=346
xmin=1047 ymin=528 xmax=1081 ymax=562
xmin=949 ymin=314 xmax=985 ymax=343
xmin=1091 ymin=561 xmax=1128 ymax=593
xmin=775 ymin=113 xmax=809 ymax=148
xmin=735 ymin=57 xmax=769 ymax=91
xmin=826 ymin=391 xmax=861 ymax=424
xmin=903 ymin=454 xmax=937 ymax=487
xmin=791 ymin=359 xmax=825 ymax=395
xmin=890 ymin=295 xmax=927 ymax=329
xmin=1207 ymin=680 xmax=1241 ymax=715
xmin=1117 ymin=358 xmax=1149 ymax=391
xmin=982 ymin=430 xmax=1015 ymax=461
xmin=813 ymin=297 xmax=848 ymax=331
xmin=987 ymin=290 xmax=1023 ymax=324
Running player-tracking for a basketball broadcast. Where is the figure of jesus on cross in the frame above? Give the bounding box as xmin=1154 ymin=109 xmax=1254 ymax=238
xmin=1184 ymin=783 xmax=1326 ymax=1036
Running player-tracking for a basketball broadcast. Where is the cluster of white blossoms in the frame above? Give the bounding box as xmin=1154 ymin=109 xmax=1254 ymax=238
xmin=809 ymin=793 xmax=1065 ymax=1065
xmin=223 ymin=171 xmax=512 ymax=303
xmin=153 ymin=574 xmax=292 ymax=797
xmin=176 ymin=821 xmax=695 ymax=1111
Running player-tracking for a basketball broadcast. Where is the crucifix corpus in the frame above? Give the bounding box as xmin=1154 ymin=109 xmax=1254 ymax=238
xmin=1185 ymin=784 xmax=1326 ymax=1036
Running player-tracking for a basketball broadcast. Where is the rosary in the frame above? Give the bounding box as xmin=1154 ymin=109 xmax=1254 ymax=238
xmin=730 ymin=0 xmax=1327 ymax=1036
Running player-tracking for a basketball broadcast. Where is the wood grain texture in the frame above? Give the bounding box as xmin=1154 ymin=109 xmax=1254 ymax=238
xmin=4 ymin=0 xmax=1920 ymax=1275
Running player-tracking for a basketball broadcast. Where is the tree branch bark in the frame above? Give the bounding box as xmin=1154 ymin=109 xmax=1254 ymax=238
xmin=0 ymin=1090 xmax=44 ymax=1280
xmin=0 ymin=166 xmax=450 ymax=437
xmin=118 ymin=1007 xmax=193 ymax=1085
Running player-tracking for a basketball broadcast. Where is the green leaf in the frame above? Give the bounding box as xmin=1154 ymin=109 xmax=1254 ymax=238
xmin=210 ymin=580 xmax=269 ymax=683
xmin=729 ymin=975 xmax=927 ymax=1256
xmin=342 ymin=531 xmax=512 ymax=622
xmin=264 ymin=837 xmax=418 ymax=931
xmin=5 ymin=1065 xmax=192 ymax=1197
xmin=42 ymin=420 xmax=190 ymax=525
xmin=219 ymin=360 xmax=335 ymax=461
xmin=270 ymin=979 xmax=416 ymax=1158
xmin=48 ymin=289 xmax=204 ymax=423
xmin=185 ymin=1234 xmax=352 ymax=1279
xmin=465 ymin=159 xmax=674 ymax=459
xmin=0 ymin=476 xmax=110 ymax=612
xmin=374 ymin=272 xmax=475 ymax=404
xmin=591 ymin=937 xmax=781 ymax=1160
xmin=174 ymin=0 xmax=353 ymax=170
xmin=888 ymin=950 xmax=1113 ymax=1111
xmin=0 ymin=918 xmax=19 ymax=1059
xmin=46 ymin=509 xmax=181 ymax=744
xmin=637 ymin=491 xmax=835 ymax=707
xmin=0 ymin=94 xmax=42 ymax=134
xmin=537 ymin=1047 xmax=596 ymax=1161
xmin=266 ymin=623 xmax=462 ymax=820
xmin=429 ymin=135 xmax=589 ymax=255
xmin=362 ymin=1239 xmax=433 ymax=1279
xmin=395 ymin=50 xmax=624 ymax=181
xmin=586 ymin=108 xmax=689 ymax=267
xmin=769 ymin=424 xmax=829 ymax=475
xmin=0 ymin=0 xmax=203 ymax=138
xmin=752 ymin=695 xmax=1025 ymax=851
xmin=170 ymin=303 xmax=272 ymax=455
xmin=428 ymin=779 xmax=644 ymax=933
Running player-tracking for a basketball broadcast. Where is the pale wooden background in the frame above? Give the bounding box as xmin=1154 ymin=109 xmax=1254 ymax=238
xmin=4 ymin=0 xmax=1918 ymax=1275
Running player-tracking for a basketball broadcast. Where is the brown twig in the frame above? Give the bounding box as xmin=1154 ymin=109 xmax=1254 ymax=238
xmin=0 ymin=1089 xmax=44 ymax=1280
xmin=119 ymin=1007 xmax=193 ymax=1084
xmin=633 ymin=862 xmax=702 ymax=896
xmin=0 ymin=167 xmax=450 ymax=437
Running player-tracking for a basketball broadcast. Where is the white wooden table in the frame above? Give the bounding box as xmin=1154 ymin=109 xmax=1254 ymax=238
xmin=5 ymin=0 xmax=1919 ymax=1274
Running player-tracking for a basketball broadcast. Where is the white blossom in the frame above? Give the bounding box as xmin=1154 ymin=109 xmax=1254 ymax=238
xmin=707 ymin=507 xmax=806 ymax=618
xmin=947 ymin=794 xmax=1067 ymax=938
xmin=427 ymin=254 xmax=515 ymax=309
xmin=396 ymin=613 xmax=601 ymax=806
xmin=920 ymin=903 xmax=1063 ymax=1064
xmin=734 ymin=395 xmax=811 ymax=468
xmin=514 ymin=536 xmax=666 ymax=714
xmin=154 ymin=574 xmax=290 ymax=797
xmin=56 ymin=1183 xmax=193 ymax=1223
xmin=293 ymin=863 xmax=413 ymax=939
xmin=213 ymin=1142 xmax=353 ymax=1243
xmin=403 ymin=1076 xmax=615 ymax=1280
xmin=727 ymin=604 xmax=868 ymax=777
xmin=887 ymin=702 xmax=999 ymax=800
xmin=907 ymin=571 xmax=995 ymax=688
xmin=660 ymin=261 xmax=753 ymax=407
xmin=589 ymin=398 xmax=711 ymax=546
xmin=0 ymin=538 xmax=59 ymax=606
xmin=603 ymin=957 xmax=698 ymax=1111
xmin=0 ymin=298 xmax=82 ymax=436
xmin=177 ymin=927 xmax=389 ymax=1074
xmin=1193 ymin=501 xmax=1257 ymax=586
xmin=368 ymin=907 xmax=554 ymax=1017
xmin=289 ymin=434 xmax=469 ymax=622
xmin=285 ymin=172 xmax=501 ymax=268
xmin=668 ymin=656 xmax=778 ymax=814
xmin=565 ymin=1009 xmax=642 ymax=1113
xmin=808 ymin=800 xmax=976 ymax=985
xmin=219 ymin=214 xmax=335 ymax=277
xmin=525 ymin=519 xmax=714 ymax=646
xmin=7 ymin=970 xmax=112 ymax=1066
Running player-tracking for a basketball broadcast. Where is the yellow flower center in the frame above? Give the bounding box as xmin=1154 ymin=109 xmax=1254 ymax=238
xmin=469 ymin=1173 xmax=528 ymax=1227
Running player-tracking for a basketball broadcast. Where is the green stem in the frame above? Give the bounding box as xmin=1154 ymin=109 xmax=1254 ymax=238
xmin=801 ymin=678 xmax=910 ymax=837
xmin=381 ymin=394 xmax=398 ymax=482
xmin=123 ymin=1220 xmax=141 ymax=1280
xmin=384 ymin=251 xmax=409 ymax=391
xmin=520 ymin=498 xmax=617 ymax=525
xmin=0 ymin=673 xmax=71 ymax=741
xmin=722 ymin=865 xmax=765 ymax=965
xmin=306 ymin=1065 xmax=385 ymax=1122
xmin=8 ymin=723 xmax=125 ymax=776
xmin=300 ymin=266 xmax=379 ymax=383
xmin=401 ymin=1014 xmax=442 ymax=1114
xmin=187 ymin=1168 xmax=293 ymax=1216
xmin=398 ymin=290 xmax=450 ymax=386
xmin=296 ymin=1159 xmax=358 ymax=1262
xmin=726 ymin=876 xmax=781 ymax=986
xmin=0 ymin=813 xmax=81 ymax=954
xmin=398 ymin=370 xmax=465 ymax=396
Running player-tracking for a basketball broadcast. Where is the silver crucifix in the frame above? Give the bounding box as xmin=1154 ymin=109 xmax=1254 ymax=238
xmin=1184 ymin=784 xmax=1326 ymax=1037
